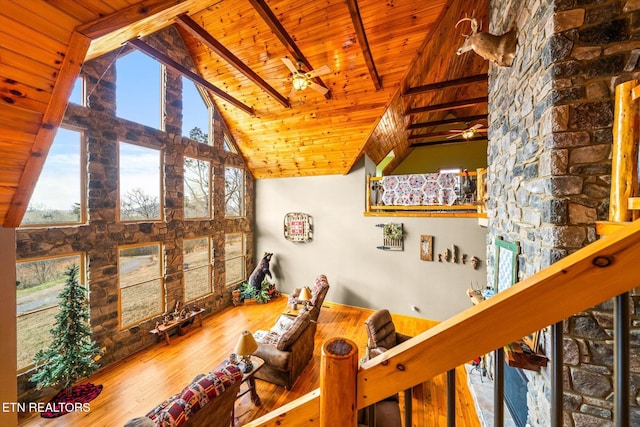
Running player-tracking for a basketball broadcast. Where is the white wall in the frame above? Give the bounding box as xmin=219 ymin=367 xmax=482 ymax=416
xmin=0 ymin=226 xmax=17 ymax=425
xmin=255 ymin=159 xmax=488 ymax=321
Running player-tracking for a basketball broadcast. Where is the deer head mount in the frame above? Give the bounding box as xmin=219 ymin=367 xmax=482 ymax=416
xmin=455 ymin=18 xmax=516 ymax=67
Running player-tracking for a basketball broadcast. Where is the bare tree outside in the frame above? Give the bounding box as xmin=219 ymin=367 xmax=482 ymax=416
xmin=184 ymin=157 xmax=210 ymax=218
xmin=120 ymin=188 xmax=160 ymax=220
xmin=225 ymin=166 xmax=244 ymax=216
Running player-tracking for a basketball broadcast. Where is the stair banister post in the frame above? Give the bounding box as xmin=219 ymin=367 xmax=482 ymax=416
xmin=610 ymin=79 xmax=639 ymax=222
xmin=320 ymin=337 xmax=358 ymax=427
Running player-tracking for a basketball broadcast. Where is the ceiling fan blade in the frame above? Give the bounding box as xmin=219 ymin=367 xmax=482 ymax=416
xmin=469 ymin=123 xmax=483 ymax=130
xmin=305 ymin=64 xmax=331 ymax=79
xmin=447 ymin=133 xmax=462 ymax=139
xmin=281 ymin=57 xmax=299 ymax=74
xmin=307 ymin=80 xmax=329 ymax=95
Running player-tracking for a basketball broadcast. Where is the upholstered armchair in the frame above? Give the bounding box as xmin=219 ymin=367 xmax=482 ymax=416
xmin=362 ymin=309 xmax=413 ymax=427
xmin=364 ymin=309 xmax=412 ymax=358
xmin=288 ymin=274 xmax=330 ymax=322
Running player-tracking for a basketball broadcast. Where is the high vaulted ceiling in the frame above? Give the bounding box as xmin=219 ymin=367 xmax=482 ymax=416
xmin=0 ymin=0 xmax=487 ymax=226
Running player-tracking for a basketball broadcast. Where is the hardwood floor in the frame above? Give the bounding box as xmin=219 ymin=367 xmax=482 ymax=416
xmin=18 ymin=297 xmax=480 ymax=426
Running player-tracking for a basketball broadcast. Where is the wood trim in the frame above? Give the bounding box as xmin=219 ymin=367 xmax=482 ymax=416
xmin=127 ymin=38 xmax=255 ymax=116
xmin=406 ymin=97 xmax=488 ymax=115
xmin=402 ymin=74 xmax=487 ymax=97
xmin=596 ymin=221 xmax=629 ymax=236
xmin=5 ymin=31 xmax=90 ymax=227
xmin=406 ymin=114 xmax=487 ymax=130
xmin=244 ymin=389 xmax=320 ymax=427
xmin=247 ymin=0 xmax=331 ymax=99
xmin=175 ymin=15 xmax=290 ymax=109
xmin=345 ymin=0 xmax=381 ymax=91
xmin=410 ymin=136 xmax=486 ymax=147
xmin=76 ymin=0 xmax=187 ymax=39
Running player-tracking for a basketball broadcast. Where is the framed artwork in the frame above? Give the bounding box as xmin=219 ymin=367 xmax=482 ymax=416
xmin=284 ymin=213 xmax=313 ymax=242
xmin=494 ymin=237 xmax=519 ymax=293
xmin=420 ymin=235 xmax=434 ymax=261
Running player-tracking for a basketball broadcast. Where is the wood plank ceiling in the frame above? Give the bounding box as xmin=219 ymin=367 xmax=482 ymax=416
xmin=0 ymin=0 xmax=487 ymax=226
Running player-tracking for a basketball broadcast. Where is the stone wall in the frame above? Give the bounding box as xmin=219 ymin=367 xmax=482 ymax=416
xmin=487 ymin=0 xmax=640 ymax=425
xmin=16 ymin=28 xmax=255 ymax=402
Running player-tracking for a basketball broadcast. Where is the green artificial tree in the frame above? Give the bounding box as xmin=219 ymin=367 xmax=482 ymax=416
xmin=30 ymin=264 xmax=102 ymax=394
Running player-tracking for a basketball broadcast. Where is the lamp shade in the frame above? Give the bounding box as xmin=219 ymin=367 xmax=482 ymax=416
xmin=299 ymin=287 xmax=312 ymax=302
xmin=234 ymin=330 xmax=258 ymax=356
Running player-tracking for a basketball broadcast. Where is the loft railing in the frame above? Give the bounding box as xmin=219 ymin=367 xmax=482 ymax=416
xmin=246 ymin=81 xmax=640 ymax=427
xmin=364 ymin=169 xmax=487 ymax=218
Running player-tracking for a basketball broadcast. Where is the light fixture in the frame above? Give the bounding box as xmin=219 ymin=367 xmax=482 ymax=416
xmin=234 ymin=330 xmax=258 ymax=372
xmin=461 ymin=128 xmax=476 ymax=139
xmin=291 ymin=73 xmax=309 ymax=91
xmin=298 ymin=287 xmax=312 ymax=311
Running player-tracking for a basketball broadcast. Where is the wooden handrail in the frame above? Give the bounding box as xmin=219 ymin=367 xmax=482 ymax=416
xmin=247 ymin=218 xmax=640 ymax=426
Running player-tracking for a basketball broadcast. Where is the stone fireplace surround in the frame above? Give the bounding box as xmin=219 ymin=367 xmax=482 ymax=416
xmin=485 ymin=0 xmax=640 ymax=425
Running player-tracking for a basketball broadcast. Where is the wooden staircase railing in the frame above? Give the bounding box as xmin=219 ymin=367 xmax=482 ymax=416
xmin=246 ymin=217 xmax=640 ymax=426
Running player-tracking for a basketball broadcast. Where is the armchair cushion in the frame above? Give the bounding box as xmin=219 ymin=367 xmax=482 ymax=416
xmin=277 ymin=312 xmax=311 ymax=351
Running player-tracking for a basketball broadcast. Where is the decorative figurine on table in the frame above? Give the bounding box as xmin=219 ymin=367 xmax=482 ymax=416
xmin=228 ymin=353 xmax=238 ymax=365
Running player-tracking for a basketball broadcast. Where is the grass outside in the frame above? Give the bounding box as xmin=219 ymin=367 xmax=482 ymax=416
xmin=17 ymin=306 xmax=57 ymax=371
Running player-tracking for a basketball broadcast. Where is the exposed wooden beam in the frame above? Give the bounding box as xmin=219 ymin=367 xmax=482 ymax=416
xmin=406 ymin=114 xmax=487 ymax=130
xmin=409 ymin=136 xmax=486 ymax=147
xmin=175 ymin=15 xmax=290 ymax=109
xmin=6 ymin=31 xmax=91 ymax=227
xmin=406 ymin=96 xmax=488 ymax=115
xmin=345 ymin=0 xmax=381 ymax=91
xmin=76 ymin=0 xmax=188 ymax=39
xmin=127 ymin=38 xmax=255 ymax=116
xmin=402 ymin=74 xmax=487 ymax=97
xmin=247 ymin=0 xmax=331 ymax=99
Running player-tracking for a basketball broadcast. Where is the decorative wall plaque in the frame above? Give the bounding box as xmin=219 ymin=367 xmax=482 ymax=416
xmin=284 ymin=213 xmax=313 ymax=242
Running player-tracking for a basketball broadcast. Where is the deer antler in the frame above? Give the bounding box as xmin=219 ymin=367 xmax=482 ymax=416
xmin=455 ymin=17 xmax=478 ymax=35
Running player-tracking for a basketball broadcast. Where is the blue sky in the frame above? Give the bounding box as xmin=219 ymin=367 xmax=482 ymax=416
xmin=28 ymin=51 xmax=210 ymax=212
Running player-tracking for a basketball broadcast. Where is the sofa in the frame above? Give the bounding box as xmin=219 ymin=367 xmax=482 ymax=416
xmin=124 ymin=364 xmax=242 ymax=427
xmin=252 ymin=310 xmax=317 ymax=389
xmin=288 ymin=274 xmax=330 ymax=322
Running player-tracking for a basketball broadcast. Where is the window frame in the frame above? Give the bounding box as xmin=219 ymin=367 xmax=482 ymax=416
xmin=20 ymin=126 xmax=86 ymax=228
xmin=224 ymin=166 xmax=245 ymax=217
xmin=183 ymin=236 xmax=214 ymax=301
xmin=117 ymin=242 xmax=164 ymax=329
xmin=118 ymin=141 xmax=164 ymax=223
xmin=183 ymin=156 xmax=212 ymax=219
xmin=16 ymin=252 xmax=85 ymax=373
xmin=224 ymin=232 xmax=246 ymax=287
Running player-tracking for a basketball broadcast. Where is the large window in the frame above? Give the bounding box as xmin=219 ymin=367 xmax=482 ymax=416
xmin=118 ymin=243 xmax=163 ymax=328
xmin=225 ymin=233 xmax=246 ymax=286
xmin=21 ymin=128 xmax=83 ymax=226
xmin=225 ymin=166 xmax=244 ymax=216
xmin=116 ymin=50 xmax=161 ymax=129
xmin=183 ymin=237 xmax=213 ymax=300
xmin=184 ymin=157 xmax=211 ymax=218
xmin=182 ymin=77 xmax=211 ymax=143
xmin=16 ymin=254 xmax=84 ymax=372
xmin=119 ymin=142 xmax=162 ymax=221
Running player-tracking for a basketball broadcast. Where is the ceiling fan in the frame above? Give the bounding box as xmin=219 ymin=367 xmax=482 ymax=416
xmin=281 ymin=57 xmax=330 ymax=97
xmin=447 ymin=123 xmax=487 ymax=140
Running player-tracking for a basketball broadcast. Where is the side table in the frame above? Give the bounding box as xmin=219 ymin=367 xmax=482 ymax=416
xmin=221 ymin=355 xmax=264 ymax=426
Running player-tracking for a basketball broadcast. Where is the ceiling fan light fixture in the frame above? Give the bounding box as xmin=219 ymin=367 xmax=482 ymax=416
xmin=292 ymin=74 xmax=309 ymax=91
xmin=461 ymin=128 xmax=476 ymax=139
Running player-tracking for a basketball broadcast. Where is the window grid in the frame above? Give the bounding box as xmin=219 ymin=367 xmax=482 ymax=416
xmin=183 ymin=237 xmax=213 ymax=301
xmin=118 ymin=243 xmax=164 ymax=329
xmin=225 ymin=233 xmax=246 ymax=287
xmin=16 ymin=253 xmax=85 ymax=372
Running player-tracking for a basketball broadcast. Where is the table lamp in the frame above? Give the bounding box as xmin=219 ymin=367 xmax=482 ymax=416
xmin=234 ymin=330 xmax=258 ymax=373
xmin=299 ymin=287 xmax=312 ymax=311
